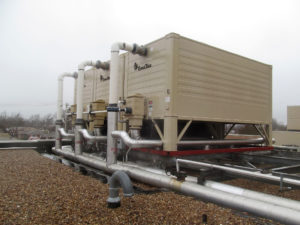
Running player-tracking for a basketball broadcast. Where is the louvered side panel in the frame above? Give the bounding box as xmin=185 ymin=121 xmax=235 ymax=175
xmin=287 ymin=106 xmax=300 ymax=131
xmin=82 ymin=69 xmax=95 ymax=107
xmin=174 ymin=37 xmax=272 ymax=124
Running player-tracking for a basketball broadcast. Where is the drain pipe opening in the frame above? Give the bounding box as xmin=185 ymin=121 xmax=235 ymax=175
xmin=107 ymin=171 xmax=134 ymax=208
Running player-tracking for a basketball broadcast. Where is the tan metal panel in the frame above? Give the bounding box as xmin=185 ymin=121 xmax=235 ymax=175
xmin=125 ymin=38 xmax=168 ymax=118
xmin=94 ymin=68 xmax=110 ymax=102
xmin=82 ymin=69 xmax=95 ymax=107
xmin=273 ymin=131 xmax=300 ymax=146
xmin=287 ymin=106 xmax=300 ymax=130
xmin=173 ymin=35 xmax=272 ymax=124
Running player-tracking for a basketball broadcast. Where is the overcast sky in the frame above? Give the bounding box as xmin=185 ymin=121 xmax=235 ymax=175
xmin=0 ymin=0 xmax=299 ymax=124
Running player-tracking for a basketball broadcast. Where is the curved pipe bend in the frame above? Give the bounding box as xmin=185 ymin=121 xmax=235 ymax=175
xmin=107 ymin=170 xmax=134 ymax=208
xmin=58 ymin=128 xmax=75 ymax=138
xmin=79 ymin=129 xmax=107 ymax=142
xmin=111 ymin=131 xmax=163 ymax=148
xmin=57 ymin=72 xmax=77 ymax=120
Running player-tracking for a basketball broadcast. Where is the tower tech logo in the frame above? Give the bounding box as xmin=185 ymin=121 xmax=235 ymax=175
xmin=134 ymin=62 xmax=152 ymax=71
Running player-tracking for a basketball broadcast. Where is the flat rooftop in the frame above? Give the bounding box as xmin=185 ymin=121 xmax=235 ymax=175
xmin=1 ymin=149 xmax=298 ymax=224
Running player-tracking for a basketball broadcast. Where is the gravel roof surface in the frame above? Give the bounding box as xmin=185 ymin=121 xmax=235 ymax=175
xmin=0 ymin=149 xmax=293 ymax=225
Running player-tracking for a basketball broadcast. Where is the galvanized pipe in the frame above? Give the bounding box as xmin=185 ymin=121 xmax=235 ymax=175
xmin=111 ymin=131 xmax=163 ymax=148
xmin=53 ymin=148 xmax=300 ymax=224
xmin=79 ymin=129 xmax=107 ymax=142
xmin=80 ymin=151 xmax=300 ymax=212
xmin=178 ymin=138 xmax=265 ymax=146
xmin=58 ymin=128 xmax=75 ymax=138
xmin=176 ymin=159 xmax=300 ymax=187
xmin=204 ymin=180 xmax=300 ymax=212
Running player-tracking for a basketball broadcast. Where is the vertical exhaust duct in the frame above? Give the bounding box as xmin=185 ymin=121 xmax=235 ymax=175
xmin=107 ymin=43 xmax=147 ymax=165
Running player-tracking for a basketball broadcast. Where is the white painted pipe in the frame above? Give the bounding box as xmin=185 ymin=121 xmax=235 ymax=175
xmin=57 ymin=72 xmax=77 ymax=121
xmin=73 ymin=78 xmax=77 ymax=105
xmin=52 ymin=148 xmax=300 ymax=225
xmin=107 ymin=42 xmax=147 ymax=166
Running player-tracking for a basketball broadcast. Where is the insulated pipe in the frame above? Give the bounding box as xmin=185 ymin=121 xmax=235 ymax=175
xmin=56 ymin=127 xmax=75 ymax=150
xmin=107 ymin=42 xmax=147 ymax=165
xmin=204 ymin=180 xmax=300 ymax=212
xmin=107 ymin=171 xmax=134 ymax=208
xmin=111 ymin=131 xmax=163 ymax=148
xmin=75 ymin=60 xmax=109 ymax=155
xmin=58 ymin=128 xmax=75 ymax=138
xmin=52 ymin=148 xmax=300 ymax=225
xmin=176 ymin=159 xmax=300 ymax=187
xmin=178 ymin=138 xmax=264 ymax=146
xmin=79 ymin=129 xmax=107 ymax=142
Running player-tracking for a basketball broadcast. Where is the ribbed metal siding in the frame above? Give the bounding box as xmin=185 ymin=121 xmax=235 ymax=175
xmin=82 ymin=69 xmax=95 ymax=107
xmin=287 ymin=106 xmax=300 ymax=131
xmin=95 ymin=69 xmax=110 ymax=102
xmin=126 ymin=40 xmax=168 ymax=117
xmin=175 ymin=37 xmax=272 ymax=124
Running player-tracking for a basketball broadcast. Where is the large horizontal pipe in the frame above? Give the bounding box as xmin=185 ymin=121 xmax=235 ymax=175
xmin=79 ymin=129 xmax=107 ymax=142
xmin=53 ymin=148 xmax=300 ymax=224
xmin=176 ymin=159 xmax=300 ymax=187
xmin=204 ymin=180 xmax=300 ymax=212
xmin=111 ymin=131 xmax=163 ymax=148
xmin=58 ymin=128 xmax=75 ymax=138
xmin=178 ymin=138 xmax=265 ymax=146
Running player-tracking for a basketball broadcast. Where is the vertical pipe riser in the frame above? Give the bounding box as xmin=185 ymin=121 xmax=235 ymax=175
xmin=107 ymin=112 xmax=118 ymax=165
xmin=55 ymin=123 xmax=62 ymax=150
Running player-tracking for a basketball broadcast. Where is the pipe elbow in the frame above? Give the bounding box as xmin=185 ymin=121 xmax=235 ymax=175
xmin=111 ymin=42 xmax=147 ymax=56
xmin=109 ymin=171 xmax=134 ymax=196
xmin=78 ymin=60 xmax=97 ymax=70
xmin=111 ymin=42 xmax=123 ymax=52
xmin=107 ymin=171 xmax=134 ymax=208
xmin=58 ymin=72 xmax=78 ymax=81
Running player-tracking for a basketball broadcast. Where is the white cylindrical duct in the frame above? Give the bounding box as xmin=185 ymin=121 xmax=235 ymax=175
xmin=53 ymin=148 xmax=300 ymax=225
xmin=107 ymin=42 xmax=147 ymax=165
xmin=57 ymin=72 xmax=77 ymax=121
xmin=73 ymin=78 xmax=77 ymax=105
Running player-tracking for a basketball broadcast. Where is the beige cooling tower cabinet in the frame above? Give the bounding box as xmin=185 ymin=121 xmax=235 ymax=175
xmin=81 ymin=33 xmax=272 ymax=151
